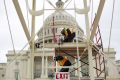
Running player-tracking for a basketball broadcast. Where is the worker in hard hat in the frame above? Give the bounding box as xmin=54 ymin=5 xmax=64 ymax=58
xmin=61 ymin=28 xmax=75 ymax=42
xmin=54 ymin=55 xmax=71 ymax=72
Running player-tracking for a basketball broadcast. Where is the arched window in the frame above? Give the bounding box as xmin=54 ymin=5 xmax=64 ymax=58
xmin=45 ymin=30 xmax=46 ymax=35
xmin=45 ymin=40 xmax=47 ymax=43
xmin=48 ymin=29 xmax=49 ymax=34
xmin=2 ymin=74 xmax=4 ymax=77
xmin=63 ymin=16 xmax=64 ymax=18
xmin=56 ymin=16 xmax=58 ymax=19
xmin=59 ymin=15 xmax=61 ymax=19
xmin=78 ymin=31 xmax=79 ymax=35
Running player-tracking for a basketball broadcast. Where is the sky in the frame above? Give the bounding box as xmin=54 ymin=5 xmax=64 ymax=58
xmin=0 ymin=0 xmax=120 ymax=63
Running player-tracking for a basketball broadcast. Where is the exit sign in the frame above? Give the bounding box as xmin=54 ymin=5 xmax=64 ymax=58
xmin=55 ymin=72 xmax=70 ymax=80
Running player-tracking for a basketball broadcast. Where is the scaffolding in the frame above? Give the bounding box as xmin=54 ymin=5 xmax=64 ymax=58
xmin=9 ymin=0 xmax=107 ymax=80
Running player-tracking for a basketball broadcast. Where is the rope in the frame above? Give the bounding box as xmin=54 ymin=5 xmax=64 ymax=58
xmin=108 ymin=0 xmax=115 ymax=54
xmin=4 ymin=28 xmax=43 ymax=79
xmin=65 ymin=0 xmax=69 ymax=3
xmin=64 ymin=0 xmax=72 ymax=9
xmin=5 ymin=31 xmax=39 ymax=69
xmin=46 ymin=0 xmax=56 ymax=9
xmin=4 ymin=0 xmax=16 ymax=54
xmin=4 ymin=1 xmax=23 ymax=80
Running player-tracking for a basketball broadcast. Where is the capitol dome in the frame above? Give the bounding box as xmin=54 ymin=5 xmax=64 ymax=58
xmin=36 ymin=0 xmax=84 ymax=46
xmin=44 ymin=10 xmax=78 ymax=28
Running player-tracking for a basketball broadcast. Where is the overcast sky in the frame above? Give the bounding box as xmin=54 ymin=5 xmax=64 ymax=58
xmin=0 ymin=0 xmax=120 ymax=63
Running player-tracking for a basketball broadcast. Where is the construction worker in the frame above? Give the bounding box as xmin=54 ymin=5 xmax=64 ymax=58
xmin=61 ymin=28 xmax=75 ymax=42
xmin=54 ymin=55 xmax=71 ymax=72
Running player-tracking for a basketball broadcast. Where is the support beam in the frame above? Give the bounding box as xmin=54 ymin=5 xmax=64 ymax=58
xmin=74 ymin=58 xmax=78 ymax=76
xmin=90 ymin=0 xmax=105 ymax=40
xmin=83 ymin=0 xmax=95 ymax=80
xmin=30 ymin=0 xmax=36 ymax=80
xmin=12 ymin=0 xmax=30 ymax=44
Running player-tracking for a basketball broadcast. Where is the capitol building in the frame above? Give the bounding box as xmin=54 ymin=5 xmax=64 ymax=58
xmin=0 ymin=0 xmax=120 ymax=80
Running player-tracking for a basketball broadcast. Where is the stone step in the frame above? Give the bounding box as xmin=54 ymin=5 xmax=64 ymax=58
xmin=70 ymin=77 xmax=104 ymax=80
xmin=34 ymin=77 xmax=104 ymax=80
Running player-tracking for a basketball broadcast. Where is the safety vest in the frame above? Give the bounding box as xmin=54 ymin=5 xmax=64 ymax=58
xmin=64 ymin=30 xmax=68 ymax=37
xmin=58 ymin=58 xmax=68 ymax=66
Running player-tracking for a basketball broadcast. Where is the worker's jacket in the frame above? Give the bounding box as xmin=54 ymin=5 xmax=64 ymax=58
xmin=61 ymin=28 xmax=75 ymax=42
xmin=58 ymin=58 xmax=71 ymax=66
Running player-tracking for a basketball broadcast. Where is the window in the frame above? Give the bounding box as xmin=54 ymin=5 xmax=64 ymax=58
xmin=78 ymin=40 xmax=81 ymax=42
xmin=48 ymin=29 xmax=49 ymax=34
xmin=119 ymin=71 xmax=120 ymax=74
xmin=45 ymin=40 xmax=47 ymax=43
xmin=15 ymin=72 xmax=19 ymax=80
xmin=45 ymin=31 xmax=46 ymax=35
xmin=2 ymin=74 xmax=4 ymax=77
xmin=106 ymin=67 xmax=108 ymax=76
xmin=56 ymin=16 xmax=58 ymax=19
xmin=78 ymin=31 xmax=79 ymax=34
xmin=74 ymin=39 xmax=76 ymax=42
xmin=49 ymin=39 xmax=52 ymax=43
xmin=62 ymin=16 xmax=64 ymax=18
xmin=59 ymin=15 xmax=61 ymax=19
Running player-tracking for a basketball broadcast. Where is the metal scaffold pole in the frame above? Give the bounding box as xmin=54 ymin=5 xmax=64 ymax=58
xmin=30 ymin=0 xmax=36 ymax=80
xmin=83 ymin=0 xmax=95 ymax=80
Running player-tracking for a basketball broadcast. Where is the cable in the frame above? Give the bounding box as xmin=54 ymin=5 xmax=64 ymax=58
xmin=64 ymin=0 xmax=72 ymax=9
xmin=46 ymin=0 xmax=56 ymax=9
xmin=4 ymin=1 xmax=25 ymax=80
xmin=5 ymin=30 xmax=42 ymax=80
xmin=4 ymin=0 xmax=16 ymax=54
xmin=5 ymin=30 xmax=39 ymax=69
xmin=108 ymin=0 xmax=115 ymax=55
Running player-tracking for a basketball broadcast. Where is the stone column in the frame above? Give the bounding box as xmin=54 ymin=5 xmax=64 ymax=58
xmin=27 ymin=57 xmax=31 ymax=80
xmin=45 ymin=56 xmax=48 ymax=78
xmin=22 ymin=59 xmax=27 ymax=80
xmin=41 ymin=56 xmax=45 ymax=78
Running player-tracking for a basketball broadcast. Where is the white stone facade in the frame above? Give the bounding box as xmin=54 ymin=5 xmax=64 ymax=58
xmin=0 ymin=63 xmax=6 ymax=80
xmin=0 ymin=48 xmax=120 ymax=80
xmin=104 ymin=48 xmax=120 ymax=79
